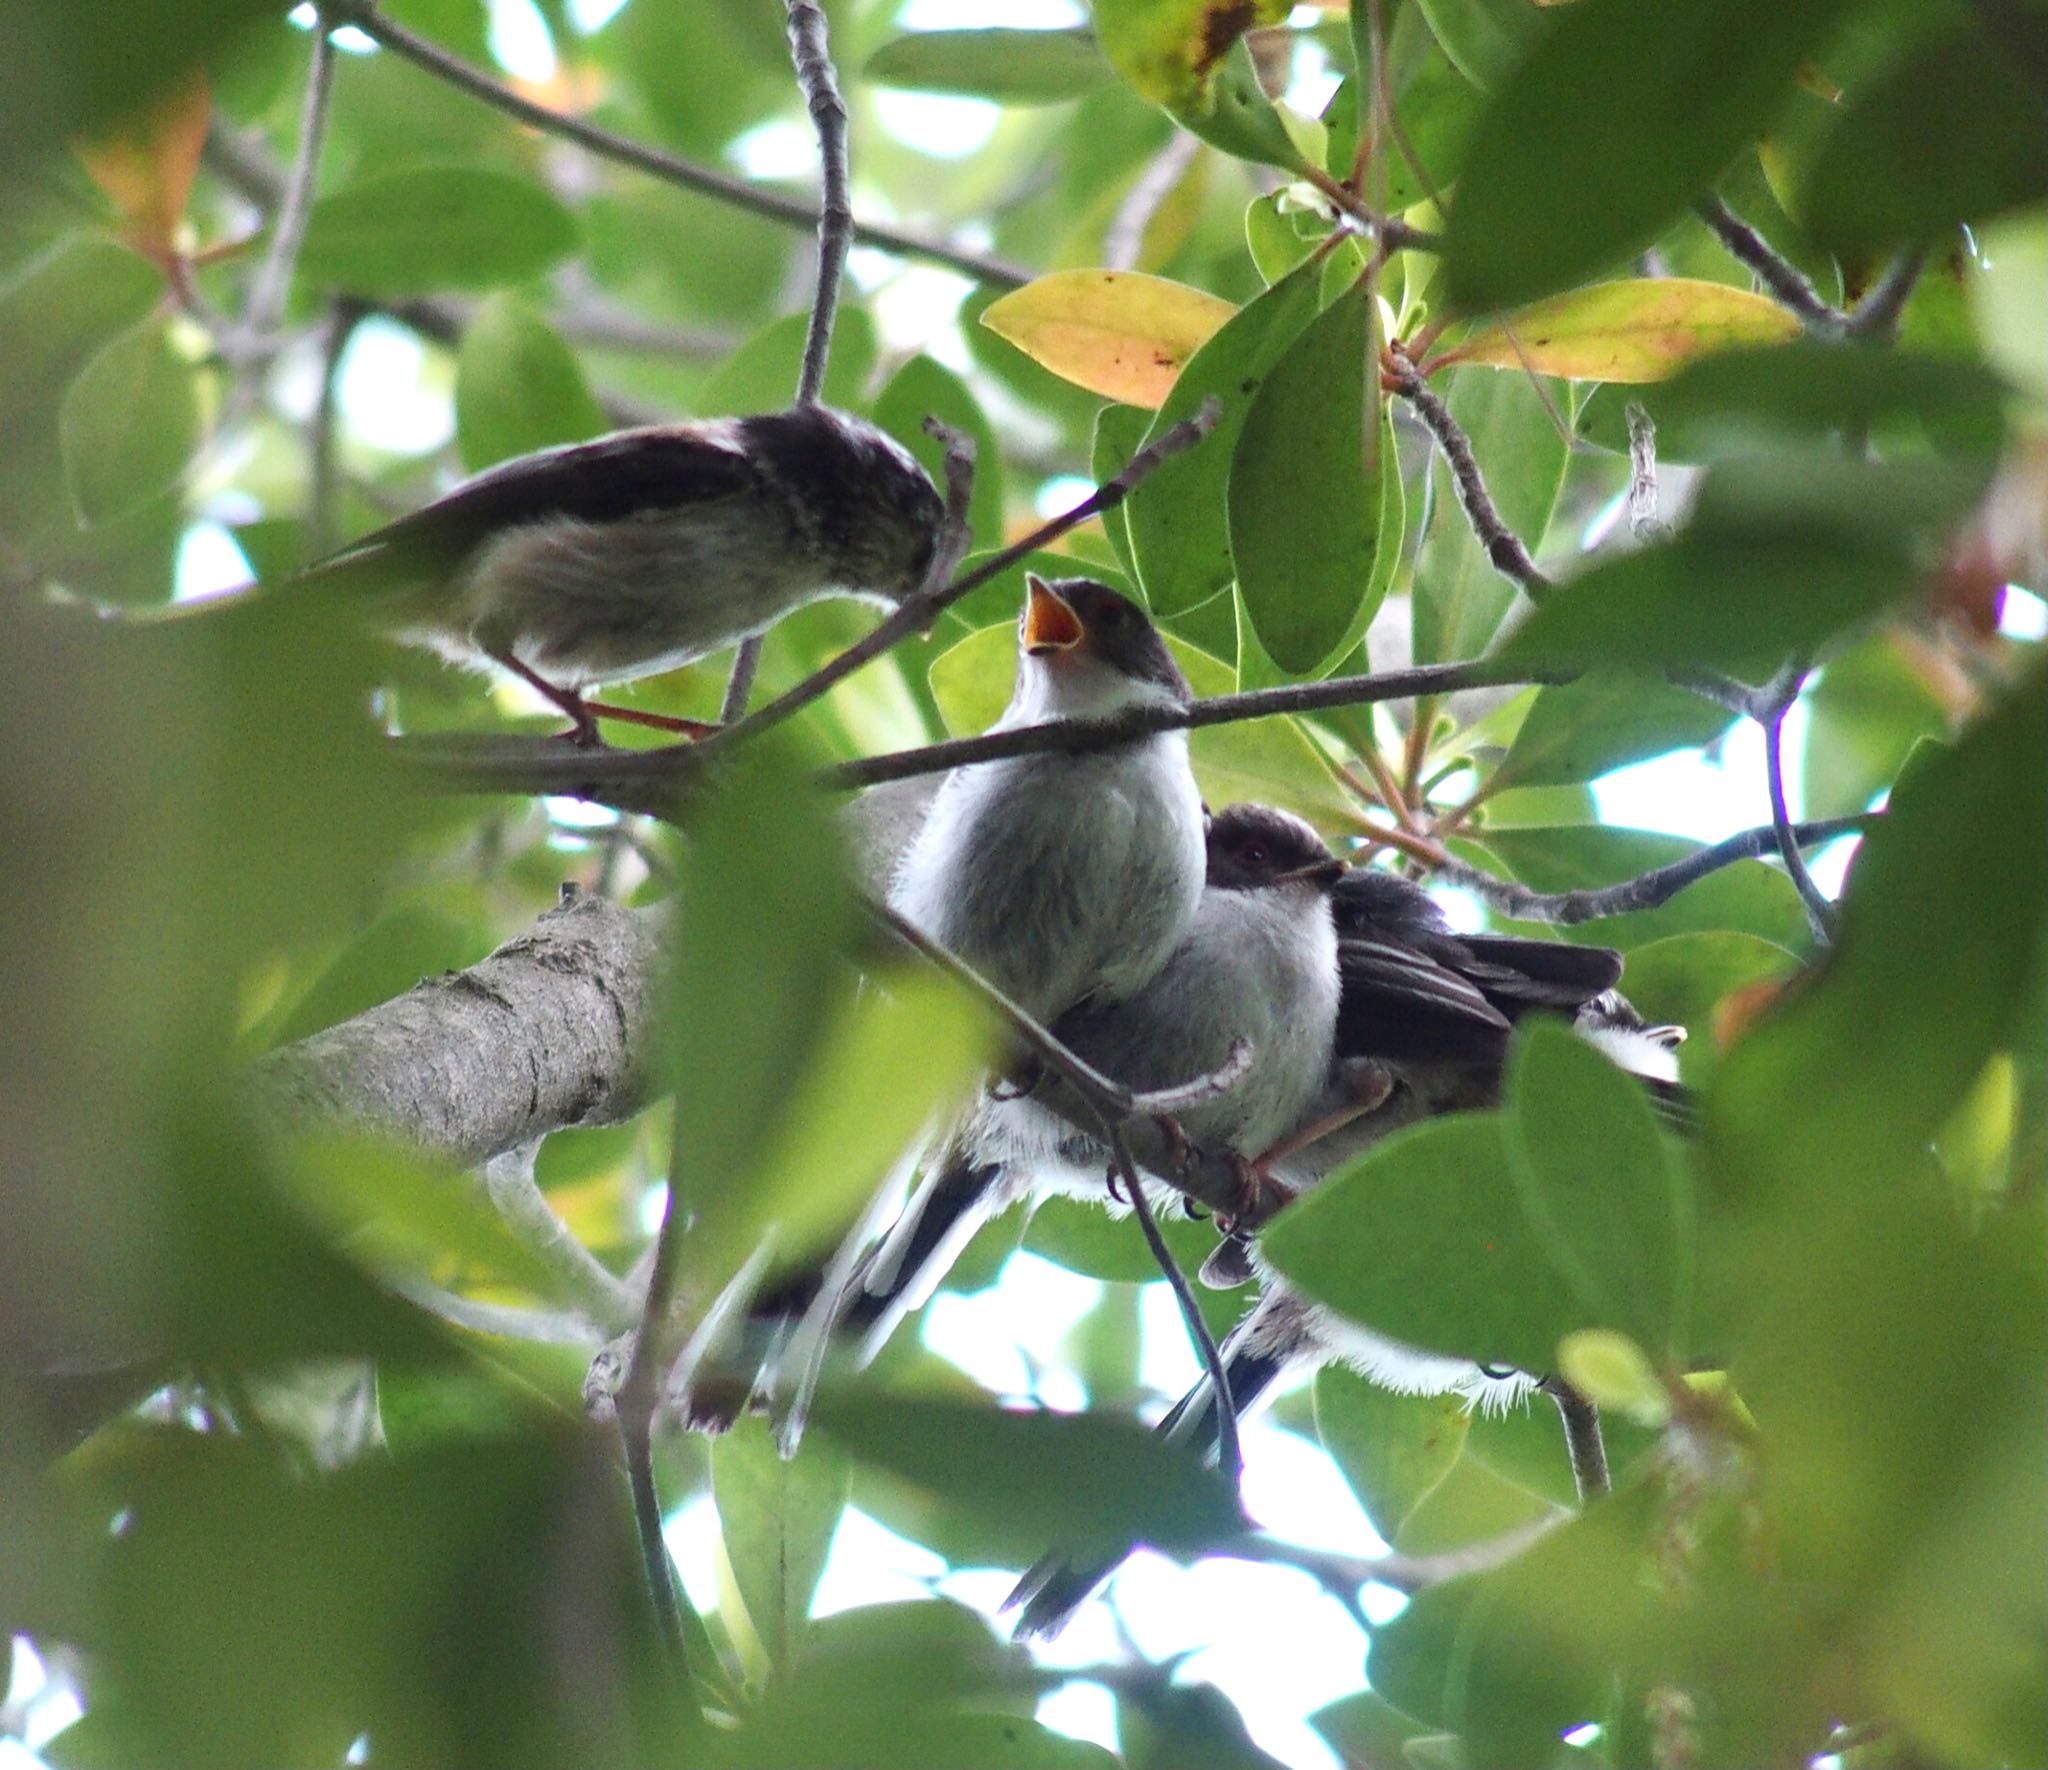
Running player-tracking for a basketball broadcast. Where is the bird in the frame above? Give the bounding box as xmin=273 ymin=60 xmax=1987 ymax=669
xmin=759 ymin=574 xmax=1209 ymax=1442
xmin=285 ymin=405 xmax=945 ymax=743
xmin=1006 ymin=859 xmax=1681 ymax=1640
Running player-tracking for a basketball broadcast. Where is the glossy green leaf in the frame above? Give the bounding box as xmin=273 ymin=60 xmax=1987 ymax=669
xmin=696 ymin=306 xmax=877 ymax=416
xmin=980 ymin=269 xmax=1236 ymax=408
xmin=1710 ymin=670 xmax=2048 ymax=1203
xmin=865 ymin=28 xmax=1113 ymax=104
xmin=1610 ymin=930 xmax=1798 ymax=1080
xmin=1024 ymin=1194 xmax=1213 ymax=1285
xmin=299 ymin=165 xmax=579 ymax=296
xmin=1410 ymin=367 xmax=1570 ymax=665
xmin=1228 ymin=281 xmax=1388 ymax=675
xmin=1504 ymin=1022 xmax=1692 ymax=1357
xmin=453 ymin=295 xmax=605 ymax=473
xmin=1167 ymin=38 xmax=1313 ymax=173
xmin=1803 ymin=18 xmax=2048 ymax=254
xmin=874 ymin=353 xmax=1005 ymax=553
xmin=812 ymin=1394 xmax=1241 ymax=1563
xmin=1443 ymin=0 xmax=1856 ymax=310
xmin=1413 ymin=0 xmax=1543 ymax=90
xmin=59 ymin=316 xmax=202 ymax=528
xmin=1091 ymin=403 xmax=1150 ymax=585
xmin=1308 ymin=1690 xmax=1429 ymax=1770
xmin=713 ymin=1414 xmax=849 ymax=1670
xmin=1260 ymin=1113 xmax=1589 ymax=1376
xmin=1090 ymin=0 xmax=1291 ymax=123
xmin=1312 ymin=1368 xmax=1469 ymax=1542
xmin=1125 ymin=263 xmax=1322 ymax=614
xmin=1496 ymin=670 xmax=1736 ymax=789
xmin=1802 ymin=634 xmax=1953 ymax=821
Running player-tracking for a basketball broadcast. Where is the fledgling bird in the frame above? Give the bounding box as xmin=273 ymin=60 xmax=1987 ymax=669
xmin=290 ymin=405 xmax=945 ymax=742
xmin=1007 ymin=863 xmax=1682 ymax=1640
xmin=767 ymin=576 xmax=1208 ymax=1437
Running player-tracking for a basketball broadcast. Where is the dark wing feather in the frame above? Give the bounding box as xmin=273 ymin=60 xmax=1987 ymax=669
xmin=298 ymin=424 xmax=761 ymax=590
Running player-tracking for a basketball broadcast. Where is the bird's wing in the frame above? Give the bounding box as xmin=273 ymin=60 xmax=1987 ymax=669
xmin=297 ymin=425 xmax=762 ymax=592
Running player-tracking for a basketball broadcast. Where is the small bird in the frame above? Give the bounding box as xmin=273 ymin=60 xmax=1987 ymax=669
xmin=766 ymin=576 xmax=1208 ymax=1439
xmin=290 ymin=405 xmax=945 ymax=742
xmin=1007 ymin=867 xmax=1679 ymax=1639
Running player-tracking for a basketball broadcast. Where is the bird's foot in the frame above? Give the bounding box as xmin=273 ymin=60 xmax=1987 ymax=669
xmin=1151 ymin=1112 xmax=1195 ymax=1177
xmin=576 ymin=698 xmax=721 ymax=741
xmin=1218 ymin=1153 xmax=1294 ymax=1236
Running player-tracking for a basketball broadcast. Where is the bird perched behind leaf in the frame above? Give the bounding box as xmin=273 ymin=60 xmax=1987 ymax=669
xmin=284 ymin=405 xmax=945 ymax=743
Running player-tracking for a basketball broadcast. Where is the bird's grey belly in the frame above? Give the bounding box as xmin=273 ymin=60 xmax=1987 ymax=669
xmin=452 ymin=514 xmax=828 ymax=688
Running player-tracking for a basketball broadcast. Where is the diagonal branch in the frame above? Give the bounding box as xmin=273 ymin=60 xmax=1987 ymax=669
xmin=234 ymin=12 xmax=337 ymax=359
xmin=320 ymin=0 xmax=1030 ymax=289
xmin=1693 ymin=195 xmax=1846 ymax=334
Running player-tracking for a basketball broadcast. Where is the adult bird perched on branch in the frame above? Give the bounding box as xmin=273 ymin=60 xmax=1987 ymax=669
xmin=769 ymin=575 xmax=1208 ymax=1439
xmin=1007 ymin=845 xmax=1684 ymax=1640
xmin=282 ymin=405 xmax=945 ymax=743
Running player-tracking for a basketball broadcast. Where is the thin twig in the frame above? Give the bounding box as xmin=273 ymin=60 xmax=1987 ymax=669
xmin=1223 ymin=1514 xmax=1561 ymax=1596
xmin=236 ymin=12 xmax=337 ymax=358
xmin=1693 ymin=196 xmax=1845 ymax=334
xmin=1105 ymin=1129 xmax=1241 ymax=1485
xmin=707 ymin=401 xmax=1215 ymax=752
xmin=322 ymin=0 xmax=1031 ymax=289
xmin=480 ymin=1144 xmax=640 ymax=1333
xmin=1297 ymin=164 xmax=1442 ymax=254
xmin=785 ymin=0 xmax=849 ymax=407
xmin=1392 ymin=356 xmax=1551 ymax=597
xmin=1433 ymin=813 xmax=1870 ymax=925
xmin=1845 ymin=245 xmax=1927 ymax=343
xmin=1624 ymin=401 xmax=1672 ymax=544
xmin=616 ymin=1182 xmax=692 ymax=1677
xmin=307 ymin=298 xmax=365 ymax=559
xmin=1760 ymin=678 xmax=1839 ymax=946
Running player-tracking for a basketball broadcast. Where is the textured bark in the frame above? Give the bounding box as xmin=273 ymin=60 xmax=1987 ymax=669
xmin=250 ymin=886 xmax=665 ymax=1167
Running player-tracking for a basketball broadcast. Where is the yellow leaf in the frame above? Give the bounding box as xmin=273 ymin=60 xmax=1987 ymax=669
xmin=1443 ymin=277 xmax=1801 ymax=383
xmin=76 ymin=70 xmax=212 ymax=264
xmin=1093 ymin=0 xmax=1291 ymax=116
xmin=981 ymin=269 xmax=1237 ymax=407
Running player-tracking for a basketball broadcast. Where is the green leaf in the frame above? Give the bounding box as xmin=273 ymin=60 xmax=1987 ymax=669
xmin=1091 ymin=403 xmax=1151 ymax=585
xmin=1309 ymin=1690 xmax=1429 ymax=1770
xmin=1260 ymin=1114 xmax=1589 ymax=1376
xmin=1442 ymin=0 xmax=1856 ymax=311
xmin=1803 ymin=18 xmax=2048 ymax=254
xmin=1413 ymin=0 xmax=1543 ymax=91
xmin=865 ymin=28 xmax=1113 ymax=104
xmin=453 ymin=294 xmax=605 ymax=473
xmin=298 ymin=165 xmax=579 ymax=296
xmin=1313 ymin=1367 xmax=1470 ymax=1542
xmin=1709 ymin=670 xmax=2048 ymax=1204
xmin=979 ymin=269 xmax=1237 ymax=408
xmin=1409 ymin=366 xmax=1569 ymax=665
xmin=1802 ymin=633 xmax=1951 ymax=821
xmin=696 ymin=306 xmax=878 ymax=415
xmin=1503 ymin=1022 xmax=1692 ymax=1358
xmin=1090 ymin=0 xmax=1294 ymax=150
xmin=812 ymin=1394 xmax=1242 ymax=1563
xmin=1497 ymin=670 xmax=1735 ymax=790
xmin=1125 ymin=262 xmax=1322 ymax=614
xmin=1024 ymin=1194 xmax=1213 ymax=1285
xmin=712 ymin=1414 xmax=850 ymax=1670
xmin=1498 ymin=452 xmax=1985 ymax=677
xmin=1168 ymin=38 xmax=1314 ymax=173
xmin=1609 ymin=930 xmax=1798 ymax=1082
xmin=1446 ymin=278 xmax=1800 ymax=382
xmin=59 ymin=315 xmax=202 ymax=527
xmin=1228 ymin=281 xmax=1390 ymax=675
xmin=873 ymin=354 xmax=1005 ymax=553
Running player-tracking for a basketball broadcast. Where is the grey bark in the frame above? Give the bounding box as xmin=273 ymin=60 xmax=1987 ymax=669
xmin=249 ymin=885 xmax=665 ymax=1168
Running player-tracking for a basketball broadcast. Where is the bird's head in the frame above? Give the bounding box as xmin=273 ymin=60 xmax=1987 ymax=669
xmin=1013 ymin=574 xmax=1191 ymax=721
xmin=747 ymin=406 xmax=947 ymax=598
xmin=1205 ymin=803 xmax=1345 ymax=894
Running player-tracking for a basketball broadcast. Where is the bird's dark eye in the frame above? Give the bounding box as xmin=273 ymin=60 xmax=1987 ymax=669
xmin=1241 ymin=842 xmax=1270 ymax=867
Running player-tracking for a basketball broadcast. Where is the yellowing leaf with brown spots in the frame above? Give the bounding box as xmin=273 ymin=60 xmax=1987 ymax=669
xmin=1445 ymin=278 xmax=1801 ymax=383
xmin=980 ymin=269 xmax=1237 ymax=407
xmin=76 ymin=70 xmax=212 ymax=264
xmin=1093 ymin=0 xmax=1291 ymax=115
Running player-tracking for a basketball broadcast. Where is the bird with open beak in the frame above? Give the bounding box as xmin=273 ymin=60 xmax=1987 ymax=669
xmin=767 ymin=575 xmax=1206 ymax=1443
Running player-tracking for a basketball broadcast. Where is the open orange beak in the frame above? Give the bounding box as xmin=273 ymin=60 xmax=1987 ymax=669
xmin=1022 ymin=575 xmax=1085 ymax=654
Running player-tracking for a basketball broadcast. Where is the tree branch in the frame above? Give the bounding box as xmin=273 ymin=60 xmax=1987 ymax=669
xmin=320 ymin=0 xmax=1031 ymax=290
xmin=479 ymin=1143 xmax=638 ymax=1333
xmin=1846 ymin=246 xmax=1927 ymax=343
xmin=1433 ymin=814 xmax=1870 ymax=925
xmin=234 ymin=12 xmax=337 ymax=359
xmin=248 ymin=885 xmax=665 ymax=1167
xmin=1760 ymin=679 xmax=1839 ymax=946
xmin=1625 ymin=400 xmax=1673 ymax=544
xmin=1541 ymin=1377 xmax=1610 ymax=1501
xmin=1693 ymin=196 xmax=1846 ymax=334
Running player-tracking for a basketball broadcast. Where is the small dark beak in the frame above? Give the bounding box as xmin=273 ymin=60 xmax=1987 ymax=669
xmin=1023 ymin=576 xmax=1085 ymax=654
xmin=1280 ymin=858 xmax=1347 ymax=890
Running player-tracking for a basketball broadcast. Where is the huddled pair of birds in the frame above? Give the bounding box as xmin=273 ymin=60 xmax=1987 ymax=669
xmin=291 ymin=404 xmax=1683 ymax=1638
